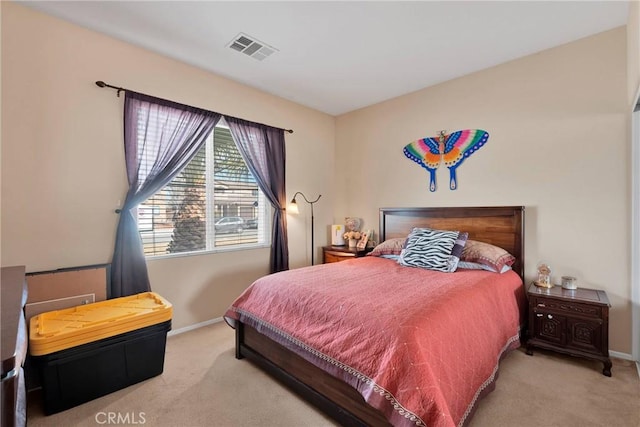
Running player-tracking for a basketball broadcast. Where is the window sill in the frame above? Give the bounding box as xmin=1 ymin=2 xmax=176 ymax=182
xmin=145 ymin=242 xmax=271 ymax=261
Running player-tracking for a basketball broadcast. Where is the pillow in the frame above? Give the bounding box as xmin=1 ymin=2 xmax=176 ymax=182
xmin=460 ymin=240 xmax=515 ymax=273
xmin=367 ymin=238 xmax=406 ymax=257
xmin=398 ymin=228 xmax=461 ymax=272
xmin=457 ymin=260 xmax=512 ymax=274
xmin=448 ymin=232 xmax=469 ymax=272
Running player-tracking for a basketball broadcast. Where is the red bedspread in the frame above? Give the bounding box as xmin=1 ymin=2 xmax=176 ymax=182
xmin=225 ymin=256 xmax=525 ymax=427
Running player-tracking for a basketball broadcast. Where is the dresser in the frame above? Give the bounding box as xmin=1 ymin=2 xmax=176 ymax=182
xmin=1 ymin=266 xmax=28 ymax=427
xmin=525 ymin=282 xmax=611 ymax=376
xmin=322 ymin=245 xmax=372 ymax=263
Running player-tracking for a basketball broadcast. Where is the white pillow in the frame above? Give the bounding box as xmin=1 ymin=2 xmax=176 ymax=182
xmin=457 ymin=260 xmax=512 ymax=274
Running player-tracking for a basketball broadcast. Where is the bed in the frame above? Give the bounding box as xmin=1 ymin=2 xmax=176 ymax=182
xmin=225 ymin=206 xmax=525 ymax=427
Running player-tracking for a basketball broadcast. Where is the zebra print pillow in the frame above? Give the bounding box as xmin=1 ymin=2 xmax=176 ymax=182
xmin=398 ymin=228 xmax=465 ymax=272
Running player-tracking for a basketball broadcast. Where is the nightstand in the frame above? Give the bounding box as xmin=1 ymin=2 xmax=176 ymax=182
xmin=525 ymin=282 xmax=612 ymax=376
xmin=322 ymin=245 xmax=372 ymax=264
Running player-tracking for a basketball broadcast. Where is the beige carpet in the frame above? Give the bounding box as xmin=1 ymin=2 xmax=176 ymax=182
xmin=27 ymin=321 xmax=640 ymax=427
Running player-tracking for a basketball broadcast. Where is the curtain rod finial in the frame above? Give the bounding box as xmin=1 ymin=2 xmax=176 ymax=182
xmin=95 ymin=81 xmax=106 ymax=88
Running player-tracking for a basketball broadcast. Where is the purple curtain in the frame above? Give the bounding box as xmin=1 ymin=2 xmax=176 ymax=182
xmin=224 ymin=117 xmax=289 ymax=272
xmin=111 ymin=91 xmax=221 ymax=298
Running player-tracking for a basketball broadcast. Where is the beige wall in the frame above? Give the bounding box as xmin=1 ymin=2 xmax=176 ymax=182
xmin=336 ymin=27 xmax=631 ymax=353
xmin=629 ymin=1 xmax=640 ymax=108
xmin=0 ymin=1 xmax=3 ymax=267
xmin=626 ymin=0 xmax=640 ymax=360
xmin=0 ymin=3 xmax=335 ymax=329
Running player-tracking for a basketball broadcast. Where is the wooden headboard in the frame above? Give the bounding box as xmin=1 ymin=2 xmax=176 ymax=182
xmin=379 ymin=206 xmax=525 ymax=278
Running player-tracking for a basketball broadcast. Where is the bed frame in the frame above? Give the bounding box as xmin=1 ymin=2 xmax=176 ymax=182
xmin=234 ymin=206 xmax=525 ymax=427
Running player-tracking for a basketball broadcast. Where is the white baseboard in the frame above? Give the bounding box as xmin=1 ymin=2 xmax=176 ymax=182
xmin=609 ymin=350 xmax=635 ymax=361
xmin=167 ymin=317 xmax=223 ymax=337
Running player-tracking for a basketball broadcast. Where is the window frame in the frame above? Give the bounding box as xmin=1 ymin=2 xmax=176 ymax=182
xmin=138 ymin=124 xmax=272 ymax=259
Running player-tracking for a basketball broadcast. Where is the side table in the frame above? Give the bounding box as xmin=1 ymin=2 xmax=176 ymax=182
xmin=525 ymin=282 xmax=612 ymax=376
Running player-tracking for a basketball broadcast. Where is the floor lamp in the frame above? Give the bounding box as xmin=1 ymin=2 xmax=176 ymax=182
xmin=289 ymin=192 xmax=322 ymax=265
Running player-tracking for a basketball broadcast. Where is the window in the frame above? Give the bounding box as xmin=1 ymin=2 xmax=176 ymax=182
xmin=137 ymin=124 xmax=271 ymax=257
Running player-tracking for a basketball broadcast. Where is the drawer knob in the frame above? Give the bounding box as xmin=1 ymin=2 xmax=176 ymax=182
xmin=548 ymin=314 xmax=553 ymax=319
xmin=537 ymin=314 xmax=543 ymax=317
xmin=537 ymin=303 xmax=546 ymax=307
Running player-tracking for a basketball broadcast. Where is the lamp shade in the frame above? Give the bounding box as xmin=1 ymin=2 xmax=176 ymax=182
xmin=288 ymin=200 xmax=299 ymax=214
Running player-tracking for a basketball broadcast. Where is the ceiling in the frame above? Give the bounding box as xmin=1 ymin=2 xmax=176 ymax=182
xmin=21 ymin=1 xmax=629 ymax=116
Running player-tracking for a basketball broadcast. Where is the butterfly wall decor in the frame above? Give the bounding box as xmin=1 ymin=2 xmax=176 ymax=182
xmin=403 ymin=129 xmax=489 ymax=192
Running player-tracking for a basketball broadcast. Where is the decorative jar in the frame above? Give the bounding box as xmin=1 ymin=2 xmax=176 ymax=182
xmin=561 ymin=276 xmax=577 ymax=290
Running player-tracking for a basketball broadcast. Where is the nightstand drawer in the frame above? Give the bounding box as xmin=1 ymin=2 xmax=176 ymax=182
xmin=324 ymin=251 xmax=355 ymax=263
xmin=322 ymin=246 xmax=371 ymax=264
xmin=531 ymin=298 xmax=602 ymax=318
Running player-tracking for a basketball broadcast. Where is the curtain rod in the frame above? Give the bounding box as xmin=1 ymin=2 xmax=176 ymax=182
xmin=95 ymin=80 xmax=294 ymax=134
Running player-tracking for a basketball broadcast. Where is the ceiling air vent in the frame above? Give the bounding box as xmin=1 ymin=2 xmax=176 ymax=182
xmin=227 ymin=33 xmax=278 ymax=61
